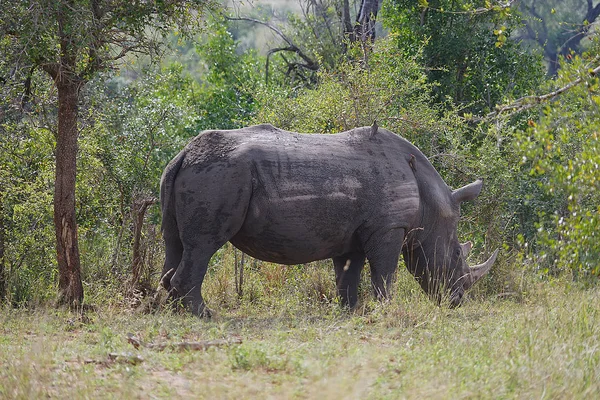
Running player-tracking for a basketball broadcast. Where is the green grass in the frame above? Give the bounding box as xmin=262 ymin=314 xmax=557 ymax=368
xmin=1 ymin=262 xmax=599 ymax=399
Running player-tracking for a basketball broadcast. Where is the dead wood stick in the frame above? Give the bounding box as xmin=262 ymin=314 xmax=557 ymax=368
xmin=81 ymin=352 xmax=144 ymax=365
xmin=127 ymin=333 xmax=242 ymax=351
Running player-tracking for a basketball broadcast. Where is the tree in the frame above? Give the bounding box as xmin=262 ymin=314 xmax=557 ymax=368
xmin=227 ymin=0 xmax=384 ymax=86
xmin=227 ymin=0 xmax=337 ymax=85
xmin=0 ymin=0 xmax=210 ymax=306
xmin=517 ymin=0 xmax=600 ymax=76
xmin=382 ymin=0 xmax=544 ymax=114
xmin=354 ymin=0 xmax=380 ymax=43
xmin=516 ymin=53 xmax=600 ymax=276
xmin=193 ymin=18 xmax=262 ymax=130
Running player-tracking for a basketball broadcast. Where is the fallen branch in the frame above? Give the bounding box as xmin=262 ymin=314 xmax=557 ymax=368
xmin=127 ymin=333 xmax=242 ymax=351
xmin=81 ymin=352 xmax=144 ymax=366
xmin=108 ymin=352 xmax=144 ymax=365
xmin=495 ymin=292 xmax=518 ymax=299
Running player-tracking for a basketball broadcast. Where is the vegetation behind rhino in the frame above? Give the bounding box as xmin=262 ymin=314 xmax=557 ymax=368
xmin=160 ymin=124 xmax=498 ymax=317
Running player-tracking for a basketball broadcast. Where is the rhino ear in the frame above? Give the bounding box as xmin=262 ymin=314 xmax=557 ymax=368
xmin=460 ymin=241 xmax=473 ymax=257
xmin=452 ymin=179 xmax=483 ymax=204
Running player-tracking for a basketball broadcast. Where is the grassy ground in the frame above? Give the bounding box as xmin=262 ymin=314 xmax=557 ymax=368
xmin=1 ymin=261 xmax=599 ymax=399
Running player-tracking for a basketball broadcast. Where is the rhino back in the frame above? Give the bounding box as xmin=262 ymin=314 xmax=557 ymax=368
xmin=197 ymin=125 xmax=423 ymax=264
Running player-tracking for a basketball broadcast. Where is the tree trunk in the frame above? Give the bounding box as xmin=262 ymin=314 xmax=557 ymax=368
xmin=547 ymin=51 xmax=560 ymax=78
xmin=239 ymin=252 xmax=244 ymax=298
xmin=341 ymin=0 xmax=354 ymax=42
xmin=49 ymin=2 xmax=84 ymax=307
xmin=130 ymin=197 xmax=156 ymax=290
xmin=234 ymin=248 xmax=245 ymax=299
xmin=355 ymin=0 xmax=379 ymax=43
xmin=54 ymin=78 xmax=84 ymax=306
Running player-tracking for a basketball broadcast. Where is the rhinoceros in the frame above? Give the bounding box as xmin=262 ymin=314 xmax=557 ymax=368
xmin=160 ymin=124 xmax=497 ymax=316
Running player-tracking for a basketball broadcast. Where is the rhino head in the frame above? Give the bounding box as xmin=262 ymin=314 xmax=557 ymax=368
xmin=403 ymin=179 xmax=498 ymax=307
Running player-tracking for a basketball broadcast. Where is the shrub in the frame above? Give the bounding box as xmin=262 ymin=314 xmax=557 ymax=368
xmin=516 ymin=54 xmax=600 ymax=277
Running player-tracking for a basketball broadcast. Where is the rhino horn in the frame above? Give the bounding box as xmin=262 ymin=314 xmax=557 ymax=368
xmin=465 ymin=249 xmax=498 ymax=289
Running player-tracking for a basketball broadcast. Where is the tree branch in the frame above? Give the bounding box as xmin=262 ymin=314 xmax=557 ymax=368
xmin=475 ymin=63 xmax=600 ymax=121
xmin=422 ymin=0 xmax=517 ymax=16
xmin=227 ymin=16 xmax=319 ymax=83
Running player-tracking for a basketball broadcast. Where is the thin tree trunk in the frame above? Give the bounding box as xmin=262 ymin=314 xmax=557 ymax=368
xmin=49 ymin=2 xmax=84 ymax=307
xmin=342 ymin=0 xmax=353 ymax=38
xmin=110 ymin=186 xmax=128 ymax=272
xmin=54 ymin=79 xmax=84 ymax=306
xmin=234 ymin=247 xmax=239 ymax=295
xmin=234 ymin=248 xmax=244 ymax=298
xmin=239 ymin=252 xmax=244 ymax=298
xmin=354 ymin=0 xmax=379 ymax=43
xmin=130 ymin=197 xmax=156 ymax=290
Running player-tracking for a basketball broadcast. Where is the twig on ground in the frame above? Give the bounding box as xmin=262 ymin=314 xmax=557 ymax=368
xmin=81 ymin=352 xmax=144 ymax=366
xmin=127 ymin=333 xmax=242 ymax=351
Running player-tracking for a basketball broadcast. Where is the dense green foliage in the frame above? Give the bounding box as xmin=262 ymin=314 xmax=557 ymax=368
xmin=383 ymin=0 xmax=545 ymax=114
xmin=517 ymin=0 xmax=600 ymax=76
xmin=516 ymin=54 xmax=600 ymax=276
xmin=0 ymin=0 xmax=599 ymax=307
xmin=0 ymin=69 xmax=57 ymax=304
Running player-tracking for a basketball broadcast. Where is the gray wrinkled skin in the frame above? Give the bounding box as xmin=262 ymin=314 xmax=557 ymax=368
xmin=160 ymin=124 xmax=494 ymax=316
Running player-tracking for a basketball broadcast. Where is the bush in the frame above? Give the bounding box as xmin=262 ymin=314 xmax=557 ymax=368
xmin=516 ymin=54 xmax=600 ymax=277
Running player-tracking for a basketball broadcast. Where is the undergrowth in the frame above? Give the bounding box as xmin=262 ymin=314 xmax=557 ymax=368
xmin=1 ymin=266 xmax=598 ymax=399
xmin=1 ymin=245 xmax=598 ymax=399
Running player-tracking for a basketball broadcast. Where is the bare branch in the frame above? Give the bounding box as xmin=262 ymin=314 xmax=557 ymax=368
xmin=354 ymin=0 xmax=379 ymax=43
xmin=226 ymin=16 xmax=295 ymax=48
xmin=422 ymin=0 xmax=517 ymax=16
xmin=227 ymin=15 xmax=319 ymax=83
xmin=474 ymin=63 xmax=600 ymax=121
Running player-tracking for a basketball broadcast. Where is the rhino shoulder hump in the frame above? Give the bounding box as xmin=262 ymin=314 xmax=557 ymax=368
xmin=252 ymin=123 xmax=277 ymax=131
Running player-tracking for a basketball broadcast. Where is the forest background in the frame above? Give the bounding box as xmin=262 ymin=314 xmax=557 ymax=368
xmin=1 ymin=0 xmax=599 ymax=321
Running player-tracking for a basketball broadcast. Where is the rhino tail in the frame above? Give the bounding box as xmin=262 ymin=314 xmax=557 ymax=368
xmin=160 ymin=150 xmax=185 ymax=234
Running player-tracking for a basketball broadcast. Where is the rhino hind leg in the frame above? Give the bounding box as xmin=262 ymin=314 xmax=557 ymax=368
xmin=333 ymin=253 xmax=366 ymax=308
xmin=169 ymin=247 xmax=217 ymax=318
xmin=169 ymin=216 xmax=246 ymax=317
xmin=364 ymin=228 xmax=405 ymax=301
xmin=167 ymin=164 xmax=252 ymax=317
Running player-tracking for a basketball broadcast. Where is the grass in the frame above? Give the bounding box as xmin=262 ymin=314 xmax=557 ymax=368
xmin=1 ymin=259 xmax=599 ymax=399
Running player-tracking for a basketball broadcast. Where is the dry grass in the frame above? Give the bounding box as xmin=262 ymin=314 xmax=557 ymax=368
xmin=1 ymin=262 xmax=599 ymax=399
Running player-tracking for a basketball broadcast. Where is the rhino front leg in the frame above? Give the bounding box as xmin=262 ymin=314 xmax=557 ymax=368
xmin=365 ymin=228 xmax=405 ymax=301
xmin=333 ymin=253 xmax=366 ymax=308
